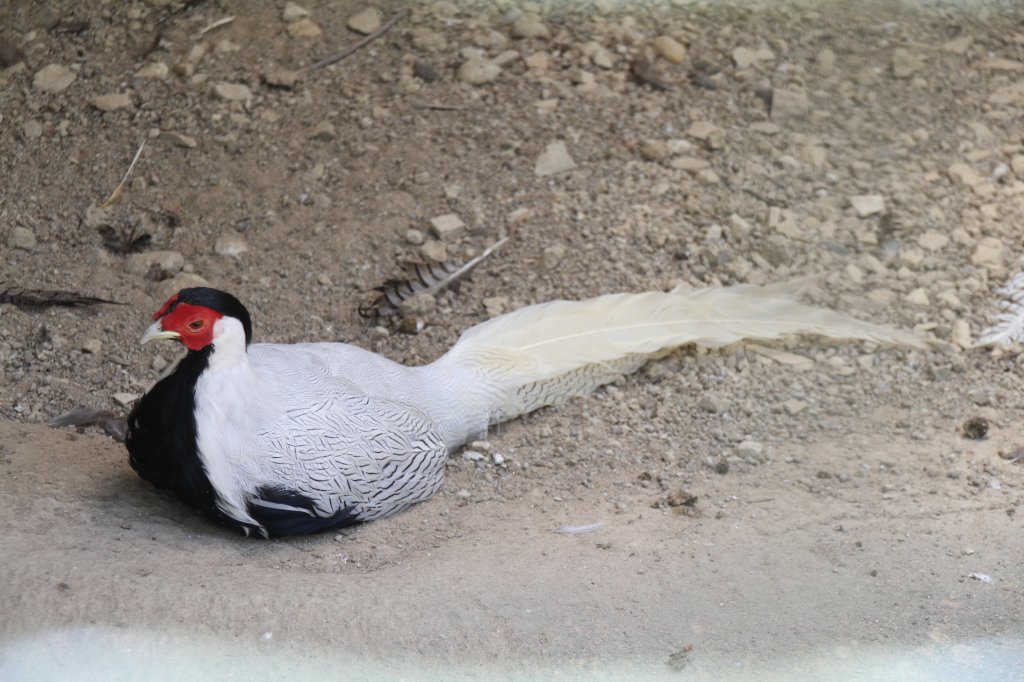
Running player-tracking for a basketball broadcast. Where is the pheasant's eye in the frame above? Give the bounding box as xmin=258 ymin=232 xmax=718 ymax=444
xmin=189 ymin=319 xmax=204 ymax=330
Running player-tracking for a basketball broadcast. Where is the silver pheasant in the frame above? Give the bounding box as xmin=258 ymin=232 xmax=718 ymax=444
xmin=125 ymin=284 xmax=926 ymax=537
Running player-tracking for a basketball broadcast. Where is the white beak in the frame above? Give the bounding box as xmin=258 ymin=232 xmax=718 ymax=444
xmin=140 ymin=321 xmax=181 ymax=345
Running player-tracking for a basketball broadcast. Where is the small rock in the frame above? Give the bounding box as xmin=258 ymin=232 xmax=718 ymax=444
xmin=770 ymin=88 xmax=809 ymax=120
xmin=405 ymin=229 xmax=425 ymax=245
xmin=534 ymin=141 xmax=576 ymax=176
xmin=891 ymin=48 xmax=922 ymax=78
xmin=687 ymin=121 xmax=725 ymax=150
xmin=698 ymin=395 xmax=729 ymax=413
xmin=988 ymin=82 xmax=1024 ymax=106
xmin=21 ymin=120 xmax=43 ymax=140
xmin=511 ymin=14 xmax=550 ymax=39
xmin=398 ymin=293 xmax=436 ymax=318
xmin=1010 ymin=155 xmax=1024 ymax=177
xmin=780 ymin=399 xmax=808 ymax=415
xmin=10 ymin=226 xmax=36 ymax=250
xmin=916 ymin=231 xmax=949 ymax=251
xmin=113 ymin=392 xmax=140 ymax=407
xmin=84 ymin=206 xmax=109 ymax=229
xmin=263 ymin=69 xmax=300 ymax=88
xmin=127 ymin=250 xmax=185 ymax=279
xmin=393 ymin=315 xmax=421 ymax=333
xmin=152 ymin=355 xmax=168 ymax=371
xmin=540 ymin=244 xmax=566 ymax=269
xmin=749 ymin=122 xmax=781 ymax=135
xmin=283 ymin=2 xmax=310 ymax=21
xmin=90 ymin=92 xmax=133 ymax=112
xmin=420 ymin=240 xmax=447 ymax=262
xmin=849 ymin=194 xmax=885 ymax=217
xmin=212 ymin=82 xmax=252 ymax=103
xmin=731 ymin=47 xmax=760 ymax=69
xmin=157 ymin=273 xmax=209 ymax=301
xmin=307 ymin=121 xmax=336 ymax=141
xmin=185 ymin=44 xmax=207 ymax=65
xmin=214 ymin=234 xmax=248 ymax=258
xmin=652 ymin=36 xmax=686 ymax=64
xmin=524 ymin=52 xmax=548 ymax=70
xmin=159 ymin=131 xmax=197 ymax=148
xmin=483 ymin=296 xmax=508 ymax=316
xmin=410 ymin=28 xmax=447 ymax=52
xmin=462 ymin=450 xmax=485 ymax=461
xmin=638 ymin=139 xmax=670 ymax=162
xmin=135 ymin=62 xmax=169 ymax=79
xmin=971 ymin=237 xmax=1005 ymax=267
xmin=492 ymin=453 xmax=505 ymax=465
xmin=32 ymin=64 xmax=77 ymax=93
xmin=670 ymin=156 xmax=710 ymax=172
xmin=458 ymin=57 xmax=501 ymax=85
xmin=943 ymin=35 xmax=973 ymax=54
xmin=583 ymin=42 xmax=614 ymax=69
xmin=816 ymin=48 xmax=836 ymax=76
xmin=951 ymin=319 xmax=971 ymax=349
xmin=287 ymin=19 xmax=322 ymax=39
xmin=905 ymin=288 xmax=930 ymax=306
xmin=347 ymin=7 xmax=382 ymax=35
xmin=697 ymin=169 xmax=720 ymax=185
xmin=82 ymin=339 xmax=103 ymax=354
xmin=429 ymin=214 xmax=465 ymax=241
xmin=736 ymin=440 xmax=764 ymax=458
xmin=947 ymin=162 xmax=981 ymax=187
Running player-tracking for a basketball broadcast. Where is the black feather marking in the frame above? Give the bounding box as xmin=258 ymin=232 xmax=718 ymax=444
xmin=248 ymin=486 xmax=361 ymax=537
xmin=359 ymin=237 xmax=509 ymax=318
xmin=125 ymin=347 xmax=222 ymax=519
xmin=0 ymin=286 xmax=121 ymax=308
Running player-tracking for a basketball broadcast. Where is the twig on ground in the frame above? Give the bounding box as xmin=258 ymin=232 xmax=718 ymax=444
xmin=100 ymin=141 xmax=146 ymax=209
xmin=414 ymin=101 xmax=467 ymax=111
xmin=304 ymin=11 xmax=407 ymax=73
xmin=194 ymin=15 xmax=235 ymax=38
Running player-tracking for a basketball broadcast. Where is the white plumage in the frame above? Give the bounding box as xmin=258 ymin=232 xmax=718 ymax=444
xmin=127 ymin=283 xmax=927 ymax=537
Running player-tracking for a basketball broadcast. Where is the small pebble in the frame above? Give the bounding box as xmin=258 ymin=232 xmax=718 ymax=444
xmin=534 ymin=141 xmax=576 ymax=176
xmin=90 ymin=93 xmax=133 ymax=112
xmin=458 ymin=57 xmax=501 ymax=85
xmin=113 ymin=392 xmax=140 ymax=407
xmin=652 ymin=36 xmax=686 ymax=64
xmin=287 ymin=19 xmax=322 ymax=39
xmin=32 ymin=64 xmax=76 ymax=93
xmin=347 ymin=8 xmax=382 ymax=35
xmin=429 ymin=214 xmax=465 ymax=241
xmin=282 ymin=2 xmax=310 ymax=21
xmin=212 ymin=82 xmax=252 ymax=103
xmin=214 ymin=234 xmax=248 ymax=258
xmin=9 ymin=226 xmax=36 ymax=250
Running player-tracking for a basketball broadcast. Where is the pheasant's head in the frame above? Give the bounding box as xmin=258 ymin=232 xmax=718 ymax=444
xmin=141 ymin=287 xmax=253 ymax=351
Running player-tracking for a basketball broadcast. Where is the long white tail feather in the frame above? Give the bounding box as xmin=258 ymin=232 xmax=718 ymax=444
xmin=428 ymin=283 xmax=927 ymax=444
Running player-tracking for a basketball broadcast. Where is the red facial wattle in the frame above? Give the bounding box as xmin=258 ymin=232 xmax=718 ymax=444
xmin=158 ymin=302 xmax=223 ymax=351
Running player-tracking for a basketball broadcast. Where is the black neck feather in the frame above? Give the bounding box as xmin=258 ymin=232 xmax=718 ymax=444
xmin=126 ymin=348 xmax=219 ymax=518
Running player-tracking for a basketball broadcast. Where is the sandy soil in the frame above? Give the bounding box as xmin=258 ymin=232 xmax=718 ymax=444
xmin=1 ymin=1 xmax=1023 ymax=679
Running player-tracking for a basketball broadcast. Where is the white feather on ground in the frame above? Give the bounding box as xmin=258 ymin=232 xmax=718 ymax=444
xmin=976 ymin=265 xmax=1024 ymax=347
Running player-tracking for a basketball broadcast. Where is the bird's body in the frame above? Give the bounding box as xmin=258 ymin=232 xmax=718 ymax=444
xmin=127 ymin=284 xmax=927 ymax=537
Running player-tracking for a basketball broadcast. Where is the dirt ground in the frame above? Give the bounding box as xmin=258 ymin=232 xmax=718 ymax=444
xmin=2 ymin=0 xmax=1023 ymax=679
